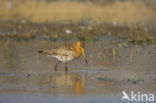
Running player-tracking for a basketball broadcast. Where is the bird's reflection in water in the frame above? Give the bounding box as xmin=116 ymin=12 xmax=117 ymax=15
xmin=55 ymin=72 xmax=85 ymax=95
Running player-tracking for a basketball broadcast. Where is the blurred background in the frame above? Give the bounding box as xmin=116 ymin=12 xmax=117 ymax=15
xmin=0 ymin=0 xmax=156 ymax=41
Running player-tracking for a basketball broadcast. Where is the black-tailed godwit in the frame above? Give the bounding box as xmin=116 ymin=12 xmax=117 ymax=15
xmin=38 ymin=41 xmax=88 ymax=72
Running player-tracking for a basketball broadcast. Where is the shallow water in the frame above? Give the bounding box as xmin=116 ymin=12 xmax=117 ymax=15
xmin=0 ymin=40 xmax=156 ymax=103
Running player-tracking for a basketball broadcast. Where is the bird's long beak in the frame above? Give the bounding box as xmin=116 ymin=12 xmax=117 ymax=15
xmin=81 ymin=48 xmax=88 ymax=64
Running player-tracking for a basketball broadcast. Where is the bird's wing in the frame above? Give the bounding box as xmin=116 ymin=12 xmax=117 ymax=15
xmin=41 ymin=46 xmax=74 ymax=57
xmin=53 ymin=46 xmax=75 ymax=56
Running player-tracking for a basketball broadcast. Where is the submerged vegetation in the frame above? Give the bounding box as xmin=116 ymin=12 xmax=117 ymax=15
xmin=0 ymin=21 xmax=155 ymax=43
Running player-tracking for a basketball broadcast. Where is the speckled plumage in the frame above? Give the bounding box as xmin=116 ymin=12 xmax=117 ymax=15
xmin=38 ymin=41 xmax=87 ymax=72
xmin=43 ymin=46 xmax=77 ymax=62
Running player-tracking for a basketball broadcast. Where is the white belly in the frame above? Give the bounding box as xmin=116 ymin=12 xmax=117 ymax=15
xmin=52 ymin=55 xmax=74 ymax=62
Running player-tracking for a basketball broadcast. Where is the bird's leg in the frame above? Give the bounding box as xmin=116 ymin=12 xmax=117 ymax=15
xmin=54 ymin=61 xmax=61 ymax=71
xmin=65 ymin=62 xmax=67 ymax=73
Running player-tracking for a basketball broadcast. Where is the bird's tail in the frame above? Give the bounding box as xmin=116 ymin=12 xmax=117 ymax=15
xmin=37 ymin=50 xmax=53 ymax=55
xmin=38 ymin=50 xmax=43 ymax=53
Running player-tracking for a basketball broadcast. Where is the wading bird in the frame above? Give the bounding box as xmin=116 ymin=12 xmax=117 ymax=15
xmin=38 ymin=40 xmax=88 ymax=72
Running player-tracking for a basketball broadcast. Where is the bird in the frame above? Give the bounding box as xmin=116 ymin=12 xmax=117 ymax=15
xmin=37 ymin=40 xmax=88 ymax=72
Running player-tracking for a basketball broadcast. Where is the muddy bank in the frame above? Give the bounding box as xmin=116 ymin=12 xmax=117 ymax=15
xmin=0 ymin=21 xmax=155 ymax=43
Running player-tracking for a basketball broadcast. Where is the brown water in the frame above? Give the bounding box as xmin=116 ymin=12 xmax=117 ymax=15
xmin=0 ymin=0 xmax=156 ymax=102
xmin=0 ymin=39 xmax=156 ymax=103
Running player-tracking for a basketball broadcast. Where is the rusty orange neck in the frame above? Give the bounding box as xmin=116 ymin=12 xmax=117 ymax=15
xmin=73 ymin=41 xmax=83 ymax=57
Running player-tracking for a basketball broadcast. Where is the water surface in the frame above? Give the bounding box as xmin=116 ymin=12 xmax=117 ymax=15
xmin=0 ymin=40 xmax=156 ymax=103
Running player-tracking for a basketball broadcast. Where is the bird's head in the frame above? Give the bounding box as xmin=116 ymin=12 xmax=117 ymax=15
xmin=75 ymin=40 xmax=88 ymax=64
